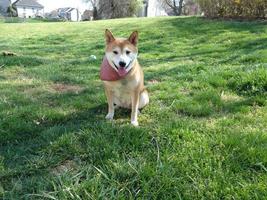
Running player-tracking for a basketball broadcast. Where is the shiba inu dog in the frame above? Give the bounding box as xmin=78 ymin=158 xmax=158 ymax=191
xmin=100 ymin=29 xmax=149 ymax=126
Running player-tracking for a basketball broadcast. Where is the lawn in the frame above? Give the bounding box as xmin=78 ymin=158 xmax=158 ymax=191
xmin=0 ymin=16 xmax=267 ymax=199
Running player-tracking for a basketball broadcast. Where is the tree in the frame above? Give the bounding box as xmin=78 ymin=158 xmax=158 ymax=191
xmin=83 ymin=0 xmax=101 ymax=19
xmin=83 ymin=0 xmax=97 ymax=19
xmin=183 ymin=0 xmax=200 ymax=15
xmin=83 ymin=0 xmax=141 ymax=19
xmin=159 ymin=0 xmax=184 ymax=16
xmin=6 ymin=0 xmax=17 ymax=17
xmin=104 ymin=0 xmax=141 ymax=18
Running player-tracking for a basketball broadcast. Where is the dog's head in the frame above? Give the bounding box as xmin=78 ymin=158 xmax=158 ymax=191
xmin=104 ymin=29 xmax=138 ymax=77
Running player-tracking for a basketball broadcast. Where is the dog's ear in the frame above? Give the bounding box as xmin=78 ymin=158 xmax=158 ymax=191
xmin=105 ymin=29 xmax=115 ymax=44
xmin=128 ymin=31 xmax=138 ymax=46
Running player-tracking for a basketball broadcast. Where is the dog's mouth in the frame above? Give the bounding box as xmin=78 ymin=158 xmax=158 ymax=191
xmin=112 ymin=60 xmax=133 ymax=77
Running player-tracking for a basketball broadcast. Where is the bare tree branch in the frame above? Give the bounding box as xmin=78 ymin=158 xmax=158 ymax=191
xmin=159 ymin=0 xmax=184 ymax=16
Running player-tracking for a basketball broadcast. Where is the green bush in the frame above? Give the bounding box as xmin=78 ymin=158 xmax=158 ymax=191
xmin=4 ymin=17 xmax=23 ymax=23
xmin=198 ymin=0 xmax=266 ymax=19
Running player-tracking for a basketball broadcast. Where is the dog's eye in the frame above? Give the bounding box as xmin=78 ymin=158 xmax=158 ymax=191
xmin=113 ymin=51 xmax=118 ymax=55
xmin=126 ymin=50 xmax=131 ymax=55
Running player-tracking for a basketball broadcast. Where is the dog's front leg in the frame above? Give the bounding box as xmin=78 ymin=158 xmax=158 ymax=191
xmin=131 ymin=90 xmax=140 ymax=126
xmin=105 ymin=88 xmax=114 ymax=120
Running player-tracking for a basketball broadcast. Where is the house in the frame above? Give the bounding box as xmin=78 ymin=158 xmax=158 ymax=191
xmin=139 ymin=0 xmax=167 ymax=17
xmin=58 ymin=7 xmax=81 ymax=21
xmin=13 ymin=0 xmax=44 ymax=18
xmin=44 ymin=9 xmax=60 ymax=20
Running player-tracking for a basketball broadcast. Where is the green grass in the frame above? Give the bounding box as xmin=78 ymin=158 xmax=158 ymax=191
xmin=0 ymin=16 xmax=267 ymax=199
xmin=0 ymin=17 xmax=51 ymax=23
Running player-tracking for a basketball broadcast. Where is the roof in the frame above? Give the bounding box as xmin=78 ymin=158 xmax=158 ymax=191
xmin=58 ymin=7 xmax=76 ymax=14
xmin=14 ymin=0 xmax=44 ymax=8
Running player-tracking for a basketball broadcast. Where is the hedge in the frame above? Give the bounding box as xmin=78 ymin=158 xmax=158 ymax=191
xmin=198 ymin=0 xmax=266 ymax=19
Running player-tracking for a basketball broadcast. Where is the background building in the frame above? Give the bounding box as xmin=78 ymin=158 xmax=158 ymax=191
xmin=13 ymin=0 xmax=44 ymax=18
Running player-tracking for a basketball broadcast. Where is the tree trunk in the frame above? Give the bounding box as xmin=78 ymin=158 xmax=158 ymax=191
xmin=177 ymin=0 xmax=183 ymax=15
xmin=167 ymin=0 xmax=184 ymax=16
xmin=93 ymin=6 xmax=98 ymax=19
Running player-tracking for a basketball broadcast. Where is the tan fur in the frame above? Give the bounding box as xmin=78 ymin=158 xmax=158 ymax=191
xmin=103 ymin=30 xmax=149 ymax=126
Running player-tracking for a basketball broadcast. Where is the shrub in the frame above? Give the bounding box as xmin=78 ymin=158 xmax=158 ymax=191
xmin=197 ymin=0 xmax=267 ymax=19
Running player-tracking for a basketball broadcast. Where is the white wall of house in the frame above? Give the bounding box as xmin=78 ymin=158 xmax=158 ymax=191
xmin=69 ymin=9 xmax=81 ymax=21
xmin=17 ymin=6 xmax=43 ymax=18
xmin=138 ymin=0 xmax=167 ymax=17
xmin=147 ymin=0 xmax=167 ymax=17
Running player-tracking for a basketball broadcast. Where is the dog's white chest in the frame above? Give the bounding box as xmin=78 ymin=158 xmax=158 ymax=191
xmin=103 ymin=76 xmax=139 ymax=109
xmin=113 ymin=80 xmax=132 ymax=108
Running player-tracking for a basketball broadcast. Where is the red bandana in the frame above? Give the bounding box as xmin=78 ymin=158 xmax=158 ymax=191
xmin=100 ymin=56 xmax=128 ymax=81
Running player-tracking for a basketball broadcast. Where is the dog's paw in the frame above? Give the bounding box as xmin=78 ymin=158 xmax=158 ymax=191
xmin=131 ymin=120 xmax=139 ymax=127
xmin=105 ymin=113 xmax=114 ymax=120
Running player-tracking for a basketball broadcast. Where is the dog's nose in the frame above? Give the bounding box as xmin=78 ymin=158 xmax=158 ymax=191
xmin=119 ymin=61 xmax=126 ymax=68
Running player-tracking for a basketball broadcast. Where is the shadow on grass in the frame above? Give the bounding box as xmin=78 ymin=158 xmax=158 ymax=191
xmin=0 ymin=75 xmax=6 ymax=80
xmin=0 ymin=55 xmax=46 ymax=67
xmin=0 ymin=88 xmax=149 ymax=188
xmin=138 ymin=17 xmax=267 ymax=68
xmin=165 ymin=17 xmax=267 ymax=36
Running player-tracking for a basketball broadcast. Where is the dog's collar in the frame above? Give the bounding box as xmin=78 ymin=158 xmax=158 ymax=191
xmin=100 ymin=56 xmax=132 ymax=81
